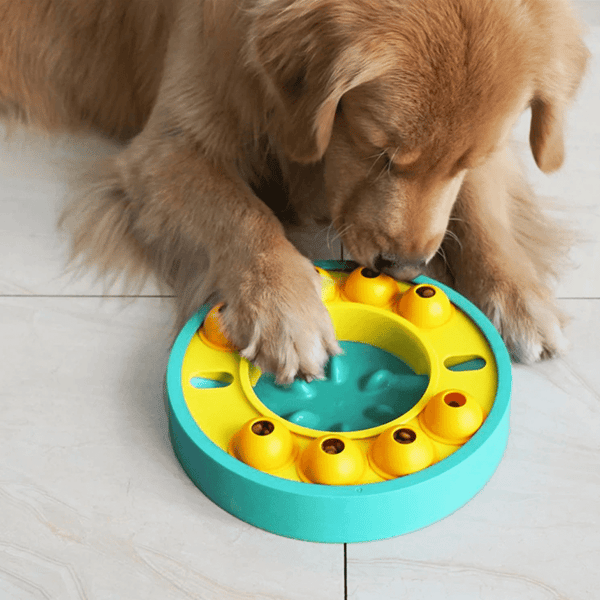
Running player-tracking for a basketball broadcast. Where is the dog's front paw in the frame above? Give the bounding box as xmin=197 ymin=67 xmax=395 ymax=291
xmin=219 ymin=257 xmax=342 ymax=384
xmin=480 ymin=282 xmax=570 ymax=363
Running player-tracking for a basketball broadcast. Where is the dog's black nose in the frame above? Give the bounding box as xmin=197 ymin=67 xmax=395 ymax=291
xmin=373 ymin=254 xmax=427 ymax=279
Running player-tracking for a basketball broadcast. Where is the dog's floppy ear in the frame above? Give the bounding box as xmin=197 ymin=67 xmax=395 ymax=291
xmin=529 ymin=14 xmax=589 ymax=173
xmin=250 ymin=1 xmax=383 ymax=163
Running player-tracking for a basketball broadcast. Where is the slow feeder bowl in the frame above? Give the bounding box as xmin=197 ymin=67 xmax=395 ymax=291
xmin=166 ymin=260 xmax=511 ymax=542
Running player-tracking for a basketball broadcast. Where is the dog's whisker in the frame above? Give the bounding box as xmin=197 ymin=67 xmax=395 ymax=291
xmin=436 ymin=244 xmax=449 ymax=269
xmin=325 ymin=222 xmax=342 ymax=248
xmin=323 ymin=219 xmax=339 ymax=245
xmin=387 ymin=147 xmax=400 ymax=174
xmin=329 ymin=223 xmax=354 ymax=246
xmin=323 ymin=222 xmax=339 ymax=249
xmin=374 ymin=166 xmax=387 ymax=181
xmin=367 ymin=148 xmax=389 ymax=178
xmin=325 ymin=216 xmax=355 ymax=247
xmin=366 ymin=149 xmax=388 ymax=162
xmin=443 ymin=229 xmax=463 ymax=252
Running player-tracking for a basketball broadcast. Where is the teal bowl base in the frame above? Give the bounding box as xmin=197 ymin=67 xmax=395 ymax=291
xmin=165 ymin=261 xmax=512 ymax=543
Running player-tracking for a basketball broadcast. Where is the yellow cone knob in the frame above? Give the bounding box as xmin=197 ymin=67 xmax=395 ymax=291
xmin=232 ymin=418 xmax=296 ymax=473
xmin=200 ymin=303 xmax=237 ymax=351
xmin=299 ymin=435 xmax=366 ymax=485
xmin=396 ymin=284 xmax=452 ymax=328
xmin=420 ymin=390 xmax=484 ymax=444
xmin=315 ymin=266 xmax=339 ymax=303
xmin=370 ymin=426 xmax=436 ymax=478
xmin=342 ymin=267 xmax=399 ymax=307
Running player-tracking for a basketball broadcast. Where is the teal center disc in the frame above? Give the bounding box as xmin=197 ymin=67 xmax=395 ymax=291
xmin=253 ymin=340 xmax=429 ymax=432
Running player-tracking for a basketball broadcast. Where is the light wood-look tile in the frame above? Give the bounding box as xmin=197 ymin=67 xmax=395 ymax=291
xmin=0 ymin=297 xmax=343 ymax=599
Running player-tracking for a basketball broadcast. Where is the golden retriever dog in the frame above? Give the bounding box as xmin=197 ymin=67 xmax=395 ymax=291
xmin=0 ymin=0 xmax=589 ymax=383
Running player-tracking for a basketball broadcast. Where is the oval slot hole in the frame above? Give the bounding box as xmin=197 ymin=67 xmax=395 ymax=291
xmin=190 ymin=372 xmax=234 ymax=389
xmin=444 ymin=356 xmax=486 ymax=372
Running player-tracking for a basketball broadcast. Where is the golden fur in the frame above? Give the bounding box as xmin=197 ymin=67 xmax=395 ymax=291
xmin=0 ymin=0 xmax=589 ymax=382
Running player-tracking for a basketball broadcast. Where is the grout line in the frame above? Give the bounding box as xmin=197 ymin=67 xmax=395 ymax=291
xmin=344 ymin=543 xmax=348 ymax=599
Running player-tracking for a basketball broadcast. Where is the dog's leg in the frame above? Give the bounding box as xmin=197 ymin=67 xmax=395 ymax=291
xmin=64 ymin=125 xmax=341 ymax=384
xmin=443 ymin=147 xmax=571 ymax=362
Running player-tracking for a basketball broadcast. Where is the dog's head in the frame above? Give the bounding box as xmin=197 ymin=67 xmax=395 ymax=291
xmin=251 ymin=0 xmax=588 ymax=277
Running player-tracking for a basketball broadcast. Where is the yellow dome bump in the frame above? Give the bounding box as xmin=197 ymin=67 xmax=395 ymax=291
xmin=232 ymin=418 xmax=297 ymax=473
xmin=299 ymin=435 xmax=367 ymax=485
xmin=369 ymin=426 xmax=436 ymax=478
xmin=396 ymin=284 xmax=453 ymax=328
xmin=419 ymin=390 xmax=484 ymax=445
xmin=342 ymin=267 xmax=399 ymax=307
xmin=199 ymin=303 xmax=237 ymax=351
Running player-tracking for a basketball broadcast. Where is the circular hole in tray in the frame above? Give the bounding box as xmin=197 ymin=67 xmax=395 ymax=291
xmin=246 ymin=302 xmax=433 ymax=435
xmin=444 ymin=392 xmax=467 ymax=407
xmin=360 ymin=268 xmax=380 ymax=278
xmin=416 ymin=285 xmax=436 ymax=298
xmin=322 ymin=438 xmax=345 ymax=454
xmin=393 ymin=428 xmax=417 ymax=444
xmin=251 ymin=420 xmax=275 ymax=436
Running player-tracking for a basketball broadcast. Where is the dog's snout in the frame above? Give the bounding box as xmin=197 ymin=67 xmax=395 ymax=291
xmin=373 ymin=253 xmax=427 ymax=279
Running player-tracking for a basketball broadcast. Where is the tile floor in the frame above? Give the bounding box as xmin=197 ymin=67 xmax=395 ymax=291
xmin=1 ymin=3 xmax=599 ymax=598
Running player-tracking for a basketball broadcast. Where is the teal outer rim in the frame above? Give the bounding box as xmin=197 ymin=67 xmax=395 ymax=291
xmin=166 ymin=260 xmax=512 ymax=543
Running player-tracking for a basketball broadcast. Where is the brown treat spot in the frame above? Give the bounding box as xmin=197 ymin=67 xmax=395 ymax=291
xmin=322 ymin=438 xmax=345 ymax=454
xmin=251 ymin=420 xmax=275 ymax=436
xmin=416 ymin=286 xmax=436 ymax=298
xmin=393 ymin=428 xmax=417 ymax=444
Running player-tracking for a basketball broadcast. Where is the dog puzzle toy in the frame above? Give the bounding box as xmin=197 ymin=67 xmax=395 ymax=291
xmin=166 ymin=260 xmax=511 ymax=542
